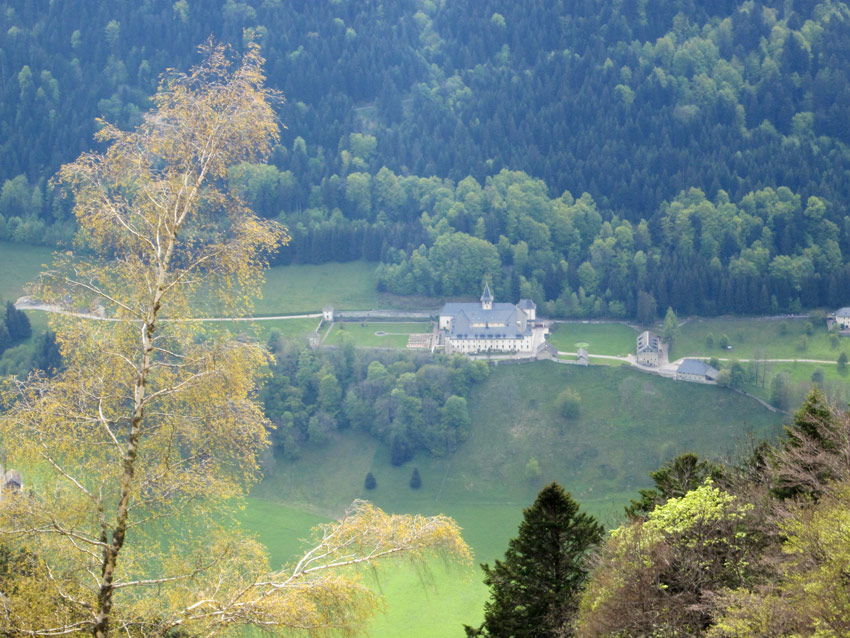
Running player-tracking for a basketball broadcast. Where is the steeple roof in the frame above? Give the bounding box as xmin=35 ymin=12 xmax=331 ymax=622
xmin=481 ymin=282 xmax=493 ymax=303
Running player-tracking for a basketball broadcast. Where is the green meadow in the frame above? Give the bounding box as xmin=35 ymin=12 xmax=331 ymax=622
xmin=324 ymin=321 xmax=432 ymax=348
xmin=256 ymin=261 xmax=381 ymax=314
xmin=244 ymin=362 xmax=786 ymax=637
xmin=672 ymin=316 xmax=842 ymax=362
xmin=0 ymin=241 xmax=54 ymax=301
xmin=547 ymin=322 xmax=637 ymax=356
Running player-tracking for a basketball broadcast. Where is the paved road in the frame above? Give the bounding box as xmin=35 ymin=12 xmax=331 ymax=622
xmin=14 ymin=299 xmax=322 ymax=322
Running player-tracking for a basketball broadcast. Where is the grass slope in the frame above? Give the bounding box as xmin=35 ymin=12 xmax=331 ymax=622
xmin=245 ymin=362 xmax=785 ymax=637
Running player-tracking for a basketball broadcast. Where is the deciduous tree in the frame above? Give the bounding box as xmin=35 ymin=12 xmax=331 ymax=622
xmin=0 ymin=43 xmax=468 ymax=638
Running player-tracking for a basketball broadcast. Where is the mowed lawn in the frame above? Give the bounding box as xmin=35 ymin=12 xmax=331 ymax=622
xmin=324 ymin=321 xmax=432 ymax=348
xmin=256 ymin=261 xmax=381 ymax=314
xmin=672 ymin=316 xmax=845 ymax=362
xmin=547 ymin=322 xmax=637 ymax=356
xmin=245 ymin=362 xmax=786 ymax=638
xmin=217 ymin=317 xmax=322 ymax=343
xmin=0 ymin=241 xmax=55 ymax=301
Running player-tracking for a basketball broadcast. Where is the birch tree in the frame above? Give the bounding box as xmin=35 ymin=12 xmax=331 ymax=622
xmin=0 ymin=43 xmax=468 ymax=637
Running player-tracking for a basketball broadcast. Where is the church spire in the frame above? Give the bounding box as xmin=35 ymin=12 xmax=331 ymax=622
xmin=481 ymin=282 xmax=493 ymax=310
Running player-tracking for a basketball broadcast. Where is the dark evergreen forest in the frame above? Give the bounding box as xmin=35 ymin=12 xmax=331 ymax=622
xmin=3 ymin=0 xmax=850 ymax=317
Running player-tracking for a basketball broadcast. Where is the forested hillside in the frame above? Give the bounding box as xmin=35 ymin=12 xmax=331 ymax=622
xmin=3 ymin=0 xmax=850 ymax=316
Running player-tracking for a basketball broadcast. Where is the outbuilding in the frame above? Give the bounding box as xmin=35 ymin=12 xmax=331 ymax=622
xmin=675 ymin=358 xmax=719 ymax=383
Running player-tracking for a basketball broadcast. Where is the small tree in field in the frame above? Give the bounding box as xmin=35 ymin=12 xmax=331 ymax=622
xmin=0 ymin=43 xmax=468 ymax=638
xmin=410 ymin=467 xmax=422 ymax=489
xmin=365 ymin=472 xmax=377 ymax=490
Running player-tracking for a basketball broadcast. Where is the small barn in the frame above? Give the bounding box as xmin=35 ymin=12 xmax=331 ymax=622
xmin=675 ymin=358 xmax=719 ymax=383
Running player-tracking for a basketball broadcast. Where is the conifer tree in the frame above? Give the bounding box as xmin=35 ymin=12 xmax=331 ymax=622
xmin=465 ymin=482 xmax=603 ymax=637
xmin=772 ymin=386 xmax=840 ymax=499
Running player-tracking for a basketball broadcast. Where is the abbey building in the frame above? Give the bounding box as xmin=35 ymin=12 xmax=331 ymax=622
xmin=438 ymin=284 xmax=547 ymax=354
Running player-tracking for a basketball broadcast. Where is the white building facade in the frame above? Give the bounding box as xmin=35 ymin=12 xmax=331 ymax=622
xmin=439 ymin=284 xmax=541 ymax=354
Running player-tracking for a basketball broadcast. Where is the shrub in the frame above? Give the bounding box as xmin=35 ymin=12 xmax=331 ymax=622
xmin=555 ymin=388 xmax=582 ymax=419
xmin=390 ymin=435 xmax=413 ymax=466
xmin=409 ymin=467 xmax=422 ymax=489
xmin=364 ymin=472 xmax=376 ymax=490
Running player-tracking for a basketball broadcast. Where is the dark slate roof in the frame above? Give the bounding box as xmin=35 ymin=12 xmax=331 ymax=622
xmin=518 ymin=298 xmax=536 ymax=310
xmin=439 ymin=302 xmax=517 ymax=322
xmin=836 ymin=307 xmax=850 ymax=317
xmin=637 ymin=331 xmax=660 ymax=354
xmin=448 ymin=307 xmax=531 ymax=340
xmin=677 ymin=358 xmax=718 ymax=378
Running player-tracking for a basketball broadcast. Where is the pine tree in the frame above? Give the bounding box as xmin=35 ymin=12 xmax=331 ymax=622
xmin=409 ymin=467 xmax=421 ymax=489
xmin=772 ymin=386 xmax=839 ymax=499
xmin=5 ymin=301 xmax=31 ymax=341
xmin=465 ymin=483 xmax=603 ymax=637
xmin=662 ymin=306 xmax=680 ymax=345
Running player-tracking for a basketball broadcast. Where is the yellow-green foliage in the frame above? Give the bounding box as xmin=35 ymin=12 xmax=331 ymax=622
xmin=578 ymin=481 xmax=753 ymax=637
xmin=709 ymin=486 xmax=850 ymax=638
xmin=0 ymin=43 xmax=469 ymax=638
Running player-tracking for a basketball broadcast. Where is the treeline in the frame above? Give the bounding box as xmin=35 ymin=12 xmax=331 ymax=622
xmin=4 ymin=0 xmax=850 ymax=317
xmin=261 ymin=330 xmax=487 ymax=462
xmin=242 ymin=163 xmax=850 ymax=317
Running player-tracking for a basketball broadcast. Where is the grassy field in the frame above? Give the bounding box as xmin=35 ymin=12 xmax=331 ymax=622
xmin=256 ymin=261 xmax=382 ymax=314
xmin=547 ymin=322 xmax=637 ymax=356
xmin=672 ymin=316 xmax=844 ymax=362
xmin=323 ymin=321 xmax=432 ymax=348
xmin=0 ymin=247 xmax=384 ymax=317
xmin=0 ymin=241 xmax=55 ymax=301
xmin=245 ymin=362 xmax=786 ymax=637
xmin=217 ymin=317 xmax=322 ymax=343
xmin=725 ymin=357 xmax=850 ymax=406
